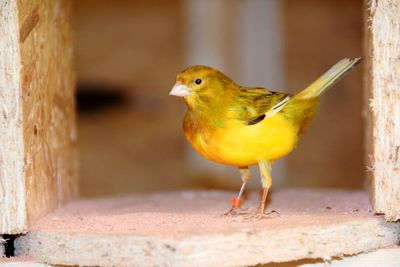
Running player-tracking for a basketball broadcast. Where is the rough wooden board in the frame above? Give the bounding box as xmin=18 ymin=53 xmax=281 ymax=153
xmin=0 ymin=0 xmax=78 ymax=234
xmin=0 ymin=0 xmax=27 ymax=234
xmin=4 ymin=247 xmax=400 ymax=267
xmin=18 ymin=0 xmax=78 ymax=230
xmin=365 ymin=0 xmax=400 ymax=221
xmin=14 ymin=189 xmax=400 ymax=267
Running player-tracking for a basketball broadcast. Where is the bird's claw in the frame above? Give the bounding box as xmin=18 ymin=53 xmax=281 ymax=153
xmin=242 ymin=209 xmax=280 ymax=220
xmin=224 ymin=206 xmax=249 ymax=217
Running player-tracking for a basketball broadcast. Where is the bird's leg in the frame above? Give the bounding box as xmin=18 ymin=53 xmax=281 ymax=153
xmin=244 ymin=160 xmax=278 ymax=220
xmin=225 ymin=167 xmax=250 ymax=216
xmin=258 ymin=160 xmax=271 ymax=214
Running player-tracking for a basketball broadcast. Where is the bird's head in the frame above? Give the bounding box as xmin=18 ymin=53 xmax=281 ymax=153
xmin=170 ymin=65 xmax=236 ymax=109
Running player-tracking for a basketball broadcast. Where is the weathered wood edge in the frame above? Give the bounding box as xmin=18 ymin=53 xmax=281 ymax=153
xmin=3 ymin=247 xmax=400 ymax=266
xmin=13 ymin=189 xmax=400 ymax=267
xmin=366 ymin=0 xmax=400 ymax=221
xmin=0 ymin=0 xmax=28 ymax=234
xmin=18 ymin=0 xmax=79 ymax=232
xmin=14 ymin=218 xmax=400 ymax=267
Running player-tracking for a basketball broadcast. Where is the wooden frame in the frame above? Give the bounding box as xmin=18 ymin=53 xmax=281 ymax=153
xmin=0 ymin=0 xmax=78 ymax=234
xmin=1 ymin=0 xmax=399 ymax=265
xmin=365 ymin=0 xmax=400 ymax=221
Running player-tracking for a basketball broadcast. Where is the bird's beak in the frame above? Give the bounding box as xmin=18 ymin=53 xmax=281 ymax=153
xmin=169 ymin=83 xmax=190 ymax=97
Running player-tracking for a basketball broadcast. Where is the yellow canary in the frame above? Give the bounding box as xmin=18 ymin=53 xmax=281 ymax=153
xmin=170 ymin=58 xmax=361 ymax=217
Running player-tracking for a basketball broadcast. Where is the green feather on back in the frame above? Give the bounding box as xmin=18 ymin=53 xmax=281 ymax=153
xmin=231 ymin=58 xmax=361 ymax=129
xmin=232 ymin=87 xmax=290 ymax=125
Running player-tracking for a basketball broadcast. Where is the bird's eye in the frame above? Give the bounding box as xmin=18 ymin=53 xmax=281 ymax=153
xmin=195 ymin=78 xmax=202 ymax=85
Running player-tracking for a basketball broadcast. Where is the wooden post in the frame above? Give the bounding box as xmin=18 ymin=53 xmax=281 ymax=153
xmin=0 ymin=0 xmax=78 ymax=234
xmin=365 ymin=0 xmax=400 ymax=221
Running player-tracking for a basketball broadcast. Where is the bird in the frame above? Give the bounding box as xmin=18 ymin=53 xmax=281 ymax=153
xmin=170 ymin=58 xmax=361 ymax=217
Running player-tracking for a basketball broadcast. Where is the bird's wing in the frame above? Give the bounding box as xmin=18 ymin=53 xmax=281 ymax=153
xmin=233 ymin=87 xmax=291 ymax=125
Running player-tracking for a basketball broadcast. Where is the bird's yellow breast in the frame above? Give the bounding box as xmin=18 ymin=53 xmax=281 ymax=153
xmin=184 ymin=113 xmax=299 ymax=166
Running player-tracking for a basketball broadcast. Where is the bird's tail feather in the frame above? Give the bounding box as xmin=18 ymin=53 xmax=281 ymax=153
xmin=293 ymin=58 xmax=362 ymax=100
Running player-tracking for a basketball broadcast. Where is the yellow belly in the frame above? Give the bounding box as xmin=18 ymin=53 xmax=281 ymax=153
xmin=185 ymin=113 xmax=299 ymax=166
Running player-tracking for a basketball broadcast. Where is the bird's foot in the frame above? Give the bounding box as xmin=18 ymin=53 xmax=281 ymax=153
xmin=242 ymin=209 xmax=280 ymax=220
xmin=224 ymin=206 xmax=249 ymax=217
xmin=223 ymin=197 xmax=249 ymax=217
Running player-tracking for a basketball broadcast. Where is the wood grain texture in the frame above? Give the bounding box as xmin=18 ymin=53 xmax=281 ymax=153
xmin=14 ymin=189 xmax=400 ymax=266
xmin=0 ymin=0 xmax=27 ymax=234
xmin=0 ymin=0 xmax=78 ymax=234
xmin=4 ymin=248 xmax=400 ymax=267
xmin=365 ymin=0 xmax=400 ymax=221
xmin=19 ymin=0 xmax=78 ymax=231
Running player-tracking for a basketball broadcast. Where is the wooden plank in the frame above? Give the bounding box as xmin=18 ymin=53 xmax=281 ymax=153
xmin=0 ymin=0 xmax=28 ymax=234
xmin=365 ymin=0 xmax=400 ymax=221
xmin=4 ymin=248 xmax=400 ymax=267
xmin=14 ymin=189 xmax=400 ymax=266
xmin=18 ymin=0 xmax=78 ymax=232
xmin=0 ymin=0 xmax=78 ymax=234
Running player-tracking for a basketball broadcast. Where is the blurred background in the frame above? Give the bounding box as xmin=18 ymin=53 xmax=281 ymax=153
xmin=72 ymin=0 xmax=363 ymax=197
